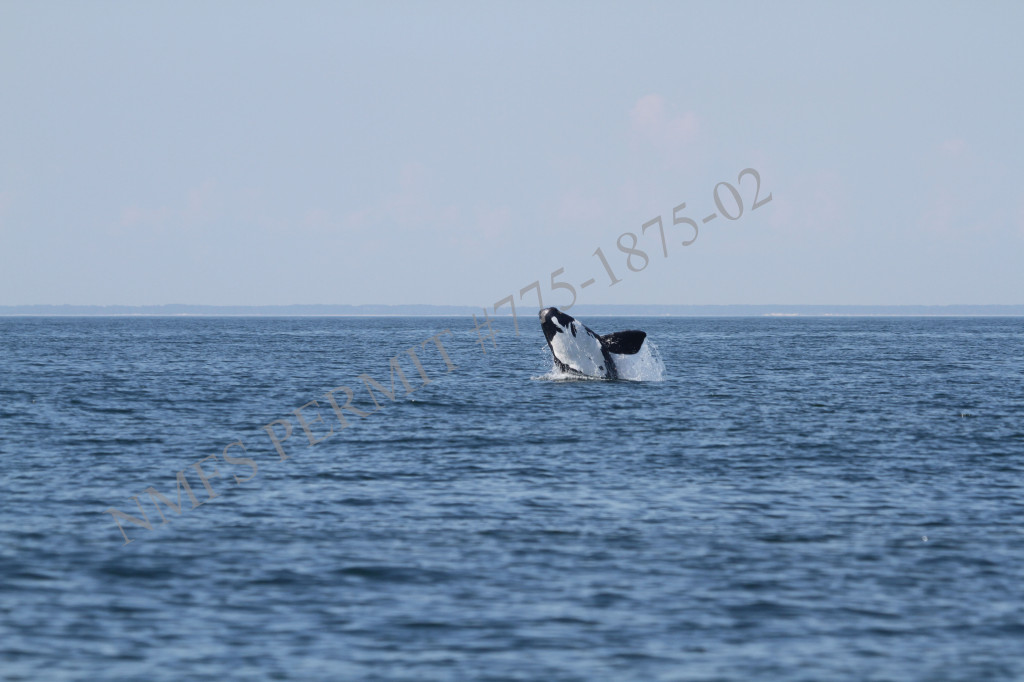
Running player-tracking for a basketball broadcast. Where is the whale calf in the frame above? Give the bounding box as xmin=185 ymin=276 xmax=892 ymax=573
xmin=538 ymin=307 xmax=647 ymax=380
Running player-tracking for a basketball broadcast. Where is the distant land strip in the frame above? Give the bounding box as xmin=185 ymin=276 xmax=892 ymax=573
xmin=2 ymin=304 xmax=1024 ymax=317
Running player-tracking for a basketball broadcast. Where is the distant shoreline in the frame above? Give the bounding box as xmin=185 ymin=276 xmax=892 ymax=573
xmin=2 ymin=304 xmax=1024 ymax=317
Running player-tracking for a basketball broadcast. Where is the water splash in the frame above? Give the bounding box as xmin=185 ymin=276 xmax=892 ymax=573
xmin=613 ymin=339 xmax=666 ymax=382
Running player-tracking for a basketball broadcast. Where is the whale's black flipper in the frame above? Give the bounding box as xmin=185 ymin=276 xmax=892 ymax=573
xmin=599 ymin=330 xmax=647 ymax=355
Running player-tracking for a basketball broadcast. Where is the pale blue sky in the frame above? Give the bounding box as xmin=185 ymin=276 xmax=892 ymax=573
xmin=2 ymin=1 xmax=1022 ymax=306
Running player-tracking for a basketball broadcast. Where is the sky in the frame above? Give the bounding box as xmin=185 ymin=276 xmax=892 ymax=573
xmin=2 ymin=1 xmax=1022 ymax=307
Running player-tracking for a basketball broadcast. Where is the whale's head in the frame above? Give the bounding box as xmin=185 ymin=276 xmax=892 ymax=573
xmin=538 ymin=307 xmax=610 ymax=377
xmin=538 ymin=307 xmax=578 ymax=345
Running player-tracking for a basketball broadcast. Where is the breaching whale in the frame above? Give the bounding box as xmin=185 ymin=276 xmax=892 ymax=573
xmin=538 ymin=307 xmax=647 ymax=380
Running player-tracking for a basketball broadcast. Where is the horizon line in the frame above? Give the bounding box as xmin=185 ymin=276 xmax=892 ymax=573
xmin=3 ymin=303 xmax=1024 ymax=318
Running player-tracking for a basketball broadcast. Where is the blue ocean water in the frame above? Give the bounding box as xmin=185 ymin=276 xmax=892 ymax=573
xmin=1 ymin=316 xmax=1023 ymax=681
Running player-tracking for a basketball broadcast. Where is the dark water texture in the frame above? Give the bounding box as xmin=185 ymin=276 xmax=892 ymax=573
xmin=1 ymin=316 xmax=1023 ymax=681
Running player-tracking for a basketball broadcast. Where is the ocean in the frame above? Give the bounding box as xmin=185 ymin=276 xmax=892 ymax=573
xmin=1 ymin=316 xmax=1022 ymax=681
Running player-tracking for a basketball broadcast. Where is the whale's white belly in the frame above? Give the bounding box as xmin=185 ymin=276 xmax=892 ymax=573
xmin=548 ymin=321 xmax=607 ymax=377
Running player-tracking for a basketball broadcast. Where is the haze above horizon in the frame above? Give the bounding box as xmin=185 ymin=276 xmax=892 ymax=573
xmin=2 ymin=3 xmax=1022 ymax=308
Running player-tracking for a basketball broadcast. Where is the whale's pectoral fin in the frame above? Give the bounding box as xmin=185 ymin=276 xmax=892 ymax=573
xmin=599 ymin=330 xmax=647 ymax=355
